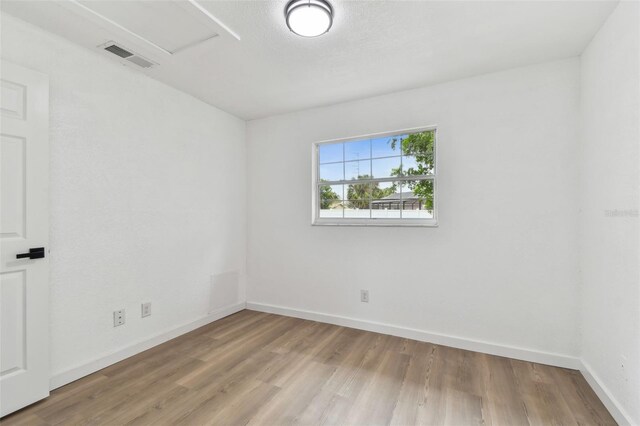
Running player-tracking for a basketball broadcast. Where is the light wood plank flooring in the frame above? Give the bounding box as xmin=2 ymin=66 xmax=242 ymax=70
xmin=2 ymin=310 xmax=615 ymax=425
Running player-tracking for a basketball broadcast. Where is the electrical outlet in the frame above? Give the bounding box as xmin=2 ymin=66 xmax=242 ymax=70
xmin=113 ymin=309 xmax=125 ymax=327
xmin=360 ymin=289 xmax=369 ymax=303
xmin=141 ymin=302 xmax=151 ymax=318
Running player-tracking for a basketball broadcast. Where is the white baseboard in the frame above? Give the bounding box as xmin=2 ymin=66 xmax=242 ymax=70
xmin=48 ymin=300 xmax=632 ymax=425
xmin=580 ymin=360 xmax=635 ymax=426
xmin=246 ymin=302 xmax=580 ymax=370
xmin=50 ymin=302 xmax=246 ymax=390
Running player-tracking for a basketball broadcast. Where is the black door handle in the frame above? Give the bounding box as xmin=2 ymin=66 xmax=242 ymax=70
xmin=16 ymin=247 xmax=45 ymax=259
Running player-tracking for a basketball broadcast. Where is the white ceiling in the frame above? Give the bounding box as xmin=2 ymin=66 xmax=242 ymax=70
xmin=1 ymin=0 xmax=617 ymax=120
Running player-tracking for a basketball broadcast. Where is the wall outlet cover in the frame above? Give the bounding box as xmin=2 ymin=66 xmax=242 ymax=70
xmin=113 ymin=309 xmax=125 ymax=327
xmin=141 ymin=302 xmax=151 ymax=318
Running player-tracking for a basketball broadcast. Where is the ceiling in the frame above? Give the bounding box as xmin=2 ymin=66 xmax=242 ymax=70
xmin=1 ymin=0 xmax=618 ymax=120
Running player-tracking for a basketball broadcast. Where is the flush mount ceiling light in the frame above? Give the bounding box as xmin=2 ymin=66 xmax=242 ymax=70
xmin=285 ymin=0 xmax=333 ymax=37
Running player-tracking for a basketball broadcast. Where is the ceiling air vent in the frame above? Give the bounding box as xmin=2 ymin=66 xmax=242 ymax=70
xmin=104 ymin=44 xmax=133 ymax=58
xmin=101 ymin=42 xmax=156 ymax=69
xmin=126 ymin=56 xmax=154 ymax=69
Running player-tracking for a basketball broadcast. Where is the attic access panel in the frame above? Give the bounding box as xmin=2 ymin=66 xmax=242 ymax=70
xmin=77 ymin=1 xmax=219 ymax=54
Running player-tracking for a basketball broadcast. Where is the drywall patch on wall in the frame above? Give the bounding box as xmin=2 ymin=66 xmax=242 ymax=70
xmin=210 ymin=271 xmax=240 ymax=312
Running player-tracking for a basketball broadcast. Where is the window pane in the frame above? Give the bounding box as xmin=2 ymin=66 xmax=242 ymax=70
xmin=319 ymin=202 xmax=344 ymax=218
xmin=371 ymin=181 xmax=401 ymax=218
xmin=344 ymin=201 xmax=371 ymax=218
xmin=378 ymin=180 xmax=399 ymax=195
xmin=345 ymin=182 xmax=373 ymax=212
xmin=371 ymin=208 xmax=401 ymax=219
xmin=371 ymin=136 xmax=401 ymax=158
xmin=319 ymin=162 xmax=343 ymax=181
xmin=402 ymin=155 xmax=416 ymax=176
xmin=401 ymin=130 xmax=435 ymax=174
xmin=319 ymin=142 xmax=343 ymax=164
xmin=402 ymin=155 xmax=433 ymax=175
xmin=345 ymin=160 xmax=371 ymax=180
xmin=344 ymin=139 xmax=370 ymax=161
xmin=401 ymin=180 xmax=434 ymax=219
xmin=319 ymin=184 xmax=343 ymax=205
xmin=372 ymin=156 xmax=401 ymax=179
xmin=401 ymin=200 xmax=434 ymax=219
xmin=344 ymin=183 xmax=377 ymax=217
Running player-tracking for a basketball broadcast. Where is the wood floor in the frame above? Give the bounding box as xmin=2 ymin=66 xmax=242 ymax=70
xmin=3 ymin=310 xmax=615 ymax=426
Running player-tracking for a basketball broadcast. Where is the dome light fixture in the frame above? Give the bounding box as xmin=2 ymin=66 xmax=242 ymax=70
xmin=285 ymin=0 xmax=333 ymax=38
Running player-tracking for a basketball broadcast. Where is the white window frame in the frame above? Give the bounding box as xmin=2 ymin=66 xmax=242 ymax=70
xmin=312 ymin=125 xmax=438 ymax=227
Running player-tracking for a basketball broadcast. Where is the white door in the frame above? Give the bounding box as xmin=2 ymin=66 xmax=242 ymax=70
xmin=0 ymin=61 xmax=50 ymax=417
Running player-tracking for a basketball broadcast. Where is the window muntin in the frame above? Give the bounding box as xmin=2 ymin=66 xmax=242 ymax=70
xmin=314 ymin=128 xmax=437 ymax=226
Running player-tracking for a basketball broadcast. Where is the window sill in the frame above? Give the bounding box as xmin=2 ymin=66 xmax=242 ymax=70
xmin=312 ymin=219 xmax=438 ymax=227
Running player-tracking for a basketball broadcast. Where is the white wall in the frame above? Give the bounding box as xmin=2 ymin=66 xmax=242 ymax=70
xmin=579 ymin=2 xmax=640 ymax=424
xmin=1 ymin=15 xmax=247 ymax=377
xmin=247 ymin=59 xmax=581 ymax=360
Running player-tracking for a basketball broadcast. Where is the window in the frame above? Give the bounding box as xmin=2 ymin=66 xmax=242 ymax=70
xmin=313 ymin=127 xmax=437 ymax=226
